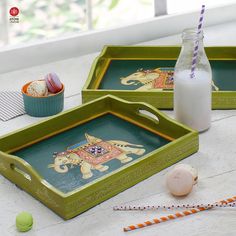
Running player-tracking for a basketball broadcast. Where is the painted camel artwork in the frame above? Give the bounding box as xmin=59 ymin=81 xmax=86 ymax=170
xmin=120 ymin=68 xmax=219 ymax=91
xmin=48 ymin=133 xmax=146 ymax=179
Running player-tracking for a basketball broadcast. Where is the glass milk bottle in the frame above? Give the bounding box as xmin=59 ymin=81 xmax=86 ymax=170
xmin=174 ymin=29 xmax=212 ymax=132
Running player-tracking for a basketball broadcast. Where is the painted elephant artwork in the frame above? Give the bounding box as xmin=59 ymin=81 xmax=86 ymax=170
xmin=48 ymin=133 xmax=146 ymax=179
xmin=120 ymin=68 xmax=174 ymax=91
xmin=120 ymin=67 xmax=219 ymax=91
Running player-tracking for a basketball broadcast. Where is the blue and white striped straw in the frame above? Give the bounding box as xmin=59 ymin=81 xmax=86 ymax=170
xmin=190 ymin=5 xmax=205 ymax=79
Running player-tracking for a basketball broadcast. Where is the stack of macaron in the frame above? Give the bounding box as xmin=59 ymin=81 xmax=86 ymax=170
xmin=22 ymin=72 xmax=64 ymax=117
xmin=27 ymin=73 xmax=63 ymax=97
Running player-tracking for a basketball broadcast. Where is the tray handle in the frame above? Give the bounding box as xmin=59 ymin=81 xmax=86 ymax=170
xmin=0 ymin=151 xmax=42 ymax=185
xmin=10 ymin=163 xmax=32 ymax=181
xmin=127 ymin=102 xmax=172 ymax=125
xmin=137 ymin=108 xmax=160 ymax=124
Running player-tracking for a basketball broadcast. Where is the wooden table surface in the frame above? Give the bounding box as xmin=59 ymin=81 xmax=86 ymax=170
xmin=0 ymin=21 xmax=236 ymax=236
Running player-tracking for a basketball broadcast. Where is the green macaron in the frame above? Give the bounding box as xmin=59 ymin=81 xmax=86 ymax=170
xmin=16 ymin=212 xmax=33 ymax=232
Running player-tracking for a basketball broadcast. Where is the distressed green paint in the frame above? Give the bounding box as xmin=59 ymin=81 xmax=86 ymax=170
xmin=0 ymin=95 xmax=198 ymax=219
xmin=82 ymin=46 xmax=236 ymax=109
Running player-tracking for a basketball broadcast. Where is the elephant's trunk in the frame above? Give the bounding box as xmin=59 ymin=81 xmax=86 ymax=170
xmin=120 ymin=77 xmax=135 ymax=85
xmin=54 ymin=164 xmax=68 ymax=173
xmin=136 ymin=148 xmax=145 ymax=155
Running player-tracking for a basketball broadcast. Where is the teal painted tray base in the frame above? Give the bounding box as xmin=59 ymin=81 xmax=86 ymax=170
xmin=13 ymin=114 xmax=170 ymax=193
xmin=99 ymin=59 xmax=236 ymax=91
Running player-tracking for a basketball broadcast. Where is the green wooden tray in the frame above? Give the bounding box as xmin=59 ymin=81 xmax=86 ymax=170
xmin=0 ymin=95 xmax=198 ymax=219
xmin=82 ymin=46 xmax=236 ymax=109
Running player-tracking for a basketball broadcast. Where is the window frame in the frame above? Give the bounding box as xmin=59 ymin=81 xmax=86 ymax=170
xmin=154 ymin=0 xmax=167 ymax=16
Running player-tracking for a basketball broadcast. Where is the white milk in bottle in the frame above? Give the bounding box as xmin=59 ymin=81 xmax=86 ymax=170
xmin=174 ymin=29 xmax=212 ymax=132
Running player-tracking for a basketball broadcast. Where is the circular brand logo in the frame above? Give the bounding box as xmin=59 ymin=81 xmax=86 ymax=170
xmin=9 ymin=7 xmax=19 ymax=17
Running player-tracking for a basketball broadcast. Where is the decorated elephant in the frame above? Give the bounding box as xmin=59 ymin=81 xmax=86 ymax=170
xmin=120 ymin=68 xmax=219 ymax=91
xmin=48 ymin=133 xmax=145 ymax=179
xmin=120 ymin=68 xmax=173 ymax=91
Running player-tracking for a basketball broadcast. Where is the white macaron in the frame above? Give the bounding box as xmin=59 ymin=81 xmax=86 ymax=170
xmin=27 ymin=80 xmax=48 ymax=97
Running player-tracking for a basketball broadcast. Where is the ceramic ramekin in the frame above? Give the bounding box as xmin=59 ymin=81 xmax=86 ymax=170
xmin=22 ymin=82 xmax=64 ymax=117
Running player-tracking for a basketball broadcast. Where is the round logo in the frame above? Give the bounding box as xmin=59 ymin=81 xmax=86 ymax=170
xmin=9 ymin=7 xmax=19 ymax=17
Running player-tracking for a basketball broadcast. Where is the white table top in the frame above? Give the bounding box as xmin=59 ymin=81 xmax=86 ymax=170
xmin=1 ymin=21 xmax=236 ymax=236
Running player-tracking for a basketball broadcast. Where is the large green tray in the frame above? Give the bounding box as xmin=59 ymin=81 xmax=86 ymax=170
xmin=0 ymin=95 xmax=198 ymax=219
xmin=82 ymin=46 xmax=236 ymax=109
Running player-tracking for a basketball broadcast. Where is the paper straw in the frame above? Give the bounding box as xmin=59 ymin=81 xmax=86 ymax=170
xmin=123 ymin=196 xmax=236 ymax=232
xmin=190 ymin=5 xmax=205 ymax=79
xmin=114 ymin=202 xmax=236 ymax=211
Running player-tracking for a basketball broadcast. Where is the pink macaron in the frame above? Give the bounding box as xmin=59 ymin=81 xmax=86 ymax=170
xmin=45 ymin=73 xmax=63 ymax=93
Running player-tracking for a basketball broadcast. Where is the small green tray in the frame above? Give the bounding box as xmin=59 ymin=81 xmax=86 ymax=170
xmin=82 ymin=46 xmax=236 ymax=109
xmin=0 ymin=95 xmax=198 ymax=219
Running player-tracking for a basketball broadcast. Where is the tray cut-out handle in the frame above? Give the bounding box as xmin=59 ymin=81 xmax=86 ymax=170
xmin=126 ymin=102 xmax=169 ymax=125
xmin=10 ymin=163 xmax=32 ymax=181
xmin=138 ymin=109 xmax=159 ymax=124
xmin=0 ymin=151 xmax=59 ymax=197
xmin=0 ymin=151 xmax=43 ymax=185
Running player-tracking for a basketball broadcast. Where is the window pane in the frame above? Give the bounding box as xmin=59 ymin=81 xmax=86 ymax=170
xmin=168 ymin=0 xmax=236 ymax=14
xmin=92 ymin=0 xmax=154 ymax=29
xmin=4 ymin=0 xmax=86 ymax=46
xmin=0 ymin=0 xmax=154 ymax=47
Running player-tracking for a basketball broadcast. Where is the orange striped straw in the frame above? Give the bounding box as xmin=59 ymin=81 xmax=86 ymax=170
xmin=123 ymin=196 xmax=236 ymax=232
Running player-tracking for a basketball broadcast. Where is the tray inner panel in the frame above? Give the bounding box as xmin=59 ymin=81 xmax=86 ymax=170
xmin=13 ymin=114 xmax=170 ymax=193
xmin=99 ymin=59 xmax=236 ymax=91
